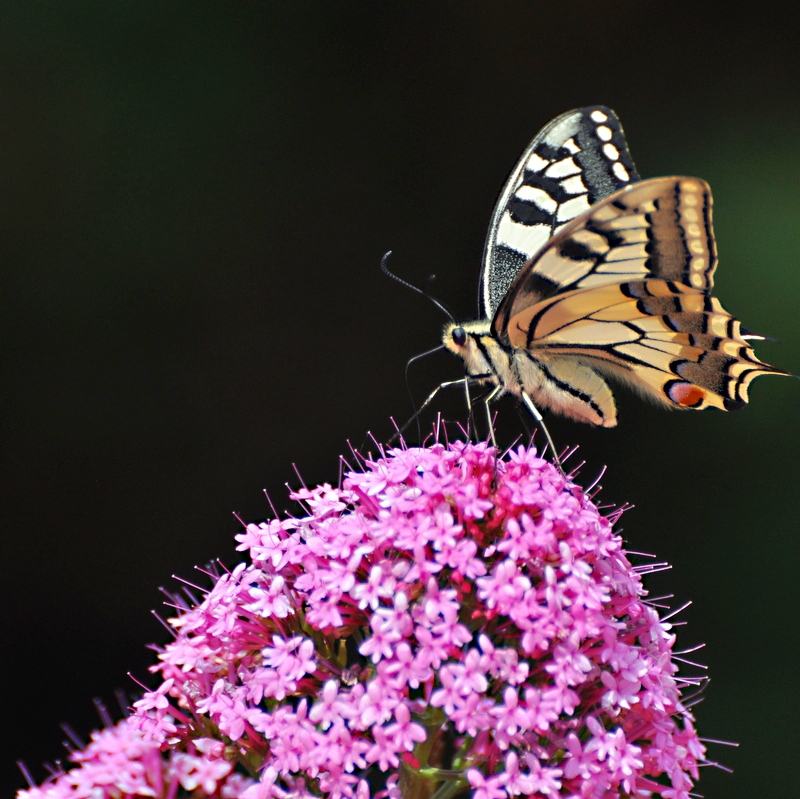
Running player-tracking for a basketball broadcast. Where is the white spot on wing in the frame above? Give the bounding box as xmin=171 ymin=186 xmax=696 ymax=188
xmin=562 ymin=137 xmax=581 ymax=154
xmin=590 ymin=110 xmax=609 ymax=122
xmin=524 ymin=152 xmax=549 ymax=173
xmin=496 ymin=215 xmax=551 ymax=257
xmin=515 ymin=185 xmax=557 ymax=212
xmin=544 ymin=158 xmax=581 ymax=178
xmin=596 ymin=125 xmax=612 ymax=142
xmin=556 ymin=195 xmax=591 ymax=222
xmin=602 ymin=143 xmax=620 ymax=160
xmin=543 ymin=114 xmax=581 ymax=148
xmin=612 ymin=162 xmax=630 ymax=181
xmin=560 ymin=175 xmax=586 ymax=195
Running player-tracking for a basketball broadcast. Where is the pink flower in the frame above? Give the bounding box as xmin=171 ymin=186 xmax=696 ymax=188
xmin=19 ymin=440 xmax=713 ymax=799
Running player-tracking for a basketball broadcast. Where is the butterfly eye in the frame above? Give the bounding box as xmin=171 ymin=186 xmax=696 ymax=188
xmin=452 ymin=327 xmax=467 ymax=347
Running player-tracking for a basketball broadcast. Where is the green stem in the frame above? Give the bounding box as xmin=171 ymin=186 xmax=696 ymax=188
xmin=401 ymin=705 xmax=479 ymax=799
xmin=400 ymin=762 xmax=467 ymax=799
xmin=414 ymin=707 xmax=446 ymax=768
xmin=428 ymin=775 xmax=469 ymax=799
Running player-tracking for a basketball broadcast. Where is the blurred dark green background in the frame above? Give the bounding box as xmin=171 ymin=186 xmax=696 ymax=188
xmin=1 ymin=3 xmax=797 ymax=796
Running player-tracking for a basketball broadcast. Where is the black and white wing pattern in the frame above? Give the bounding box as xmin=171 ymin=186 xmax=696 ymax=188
xmin=480 ymin=106 xmax=640 ymax=319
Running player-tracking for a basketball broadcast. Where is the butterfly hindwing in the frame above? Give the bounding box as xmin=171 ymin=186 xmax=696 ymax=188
xmin=501 ymin=278 xmax=783 ymax=419
xmin=480 ymin=106 xmax=640 ymax=319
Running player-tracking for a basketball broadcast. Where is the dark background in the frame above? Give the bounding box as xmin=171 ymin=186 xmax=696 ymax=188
xmin=2 ymin=3 xmax=797 ymax=796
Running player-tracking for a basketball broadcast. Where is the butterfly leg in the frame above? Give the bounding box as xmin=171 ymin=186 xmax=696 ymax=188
xmin=482 ymin=385 xmax=504 ymax=448
xmin=462 ymin=376 xmax=476 ymax=441
xmin=520 ymin=391 xmax=564 ymax=474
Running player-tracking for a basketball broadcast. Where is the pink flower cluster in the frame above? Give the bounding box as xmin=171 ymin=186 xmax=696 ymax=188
xmin=19 ymin=441 xmax=708 ymax=799
xmin=18 ymin=725 xmax=252 ymax=799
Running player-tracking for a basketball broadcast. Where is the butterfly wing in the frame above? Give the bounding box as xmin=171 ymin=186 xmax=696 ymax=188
xmin=480 ymin=106 xmax=640 ymax=319
xmin=495 ymin=178 xmax=785 ymax=422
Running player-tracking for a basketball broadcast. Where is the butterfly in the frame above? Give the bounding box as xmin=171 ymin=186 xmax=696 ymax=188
xmin=441 ymin=106 xmax=786 ymax=441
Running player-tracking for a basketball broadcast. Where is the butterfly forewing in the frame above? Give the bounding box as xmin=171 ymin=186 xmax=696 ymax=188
xmin=493 ymin=177 xmax=718 ymax=338
xmin=480 ymin=106 xmax=640 ymax=319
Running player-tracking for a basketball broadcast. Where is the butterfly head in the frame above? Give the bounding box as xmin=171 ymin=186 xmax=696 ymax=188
xmin=443 ymin=319 xmax=504 ymax=380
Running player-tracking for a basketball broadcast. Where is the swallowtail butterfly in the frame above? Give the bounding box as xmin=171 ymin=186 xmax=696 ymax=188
xmin=443 ymin=106 xmax=786 ymax=433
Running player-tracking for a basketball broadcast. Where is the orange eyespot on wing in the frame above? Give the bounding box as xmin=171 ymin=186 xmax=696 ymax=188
xmin=665 ymin=381 xmax=706 ymax=408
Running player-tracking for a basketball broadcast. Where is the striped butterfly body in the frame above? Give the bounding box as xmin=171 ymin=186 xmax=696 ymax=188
xmin=443 ymin=106 xmax=786 ymax=430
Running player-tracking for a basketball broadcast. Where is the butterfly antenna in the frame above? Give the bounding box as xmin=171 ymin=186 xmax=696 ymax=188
xmin=380 ymin=251 xmax=455 ymax=322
